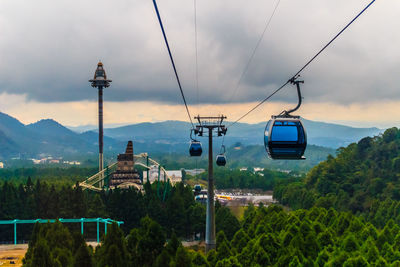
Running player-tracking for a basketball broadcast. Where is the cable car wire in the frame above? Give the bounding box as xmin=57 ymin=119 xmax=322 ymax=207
xmin=194 ymin=0 xmax=199 ymax=110
xmin=194 ymin=0 xmax=200 ymax=165
xmin=228 ymin=0 xmax=281 ymax=103
xmin=152 ymin=0 xmax=194 ymax=128
xmin=228 ymin=0 xmax=376 ymax=127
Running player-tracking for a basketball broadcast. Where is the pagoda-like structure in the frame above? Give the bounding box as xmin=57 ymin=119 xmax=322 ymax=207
xmin=109 ymin=141 xmax=141 ymax=189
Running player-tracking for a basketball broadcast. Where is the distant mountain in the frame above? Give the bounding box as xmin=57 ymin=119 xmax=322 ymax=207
xmin=26 ymin=119 xmax=95 ymax=155
xmin=301 ymin=119 xmax=382 ymax=148
xmin=101 ymin=119 xmax=383 ymax=149
xmin=0 ymin=113 xmax=125 ymax=159
xmin=0 ymin=111 xmax=384 ymax=162
xmin=79 ymin=130 xmax=124 ymax=151
xmin=67 ymin=124 xmax=97 ymax=133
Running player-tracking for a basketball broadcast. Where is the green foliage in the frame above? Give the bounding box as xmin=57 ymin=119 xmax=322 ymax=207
xmin=216 ymin=207 xmax=240 ymax=240
xmin=23 ymin=204 xmax=400 ymax=266
xmin=73 ymin=244 xmax=93 ymax=267
xmin=192 ymin=252 xmax=209 ymax=267
xmin=198 ymin=168 xmax=297 ymax=191
xmin=95 ymin=223 xmax=129 ymax=267
xmin=23 ymin=222 xmax=90 ymax=267
xmin=213 ymin=205 xmax=400 ymax=266
xmin=275 ymin=128 xmax=400 ymax=228
xmin=0 ymin=179 xmax=205 ymax=242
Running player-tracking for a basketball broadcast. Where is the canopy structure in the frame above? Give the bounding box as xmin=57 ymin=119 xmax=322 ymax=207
xmin=0 ymin=218 xmax=124 ymax=245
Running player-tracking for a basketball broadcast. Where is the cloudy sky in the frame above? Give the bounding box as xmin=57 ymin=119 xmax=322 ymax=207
xmin=0 ymin=0 xmax=398 ymax=128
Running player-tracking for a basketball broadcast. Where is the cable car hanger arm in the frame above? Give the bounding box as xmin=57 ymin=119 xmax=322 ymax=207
xmin=229 ymin=0 xmax=376 ymax=127
xmin=282 ymin=77 xmax=304 ymax=116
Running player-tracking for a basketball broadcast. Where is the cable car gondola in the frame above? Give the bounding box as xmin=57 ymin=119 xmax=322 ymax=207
xmin=216 ymin=145 xmax=226 ymax=166
xmin=189 ymin=129 xmax=202 ymax=157
xmin=264 ymin=116 xmax=306 ymax=159
xmin=189 ymin=141 xmax=202 ymax=157
xmin=264 ymin=78 xmax=307 ymax=160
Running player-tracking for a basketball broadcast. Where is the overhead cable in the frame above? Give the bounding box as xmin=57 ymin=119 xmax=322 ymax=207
xmin=194 ymin=0 xmax=199 ymax=110
xmin=229 ymin=0 xmax=376 ymax=127
xmin=152 ymin=0 xmax=194 ymax=128
xmin=229 ymin=0 xmax=281 ymax=103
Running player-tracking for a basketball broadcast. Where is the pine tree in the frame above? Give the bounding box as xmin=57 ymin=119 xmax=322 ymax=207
xmin=175 ymin=246 xmax=192 ymax=267
xmin=73 ymin=244 xmax=93 ymax=267
xmin=192 ymin=252 xmax=209 ymax=267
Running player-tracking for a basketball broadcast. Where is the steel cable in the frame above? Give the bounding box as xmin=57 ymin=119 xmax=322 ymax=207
xmin=152 ymin=0 xmax=195 ymax=128
xmin=229 ymin=0 xmax=376 ymax=127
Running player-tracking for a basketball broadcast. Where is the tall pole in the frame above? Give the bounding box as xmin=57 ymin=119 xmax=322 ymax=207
xmin=89 ymin=62 xmax=111 ymax=189
xmin=98 ymin=86 xmax=104 ymax=187
xmin=206 ymin=127 xmax=216 ymax=252
xmin=194 ymin=115 xmax=226 ymax=253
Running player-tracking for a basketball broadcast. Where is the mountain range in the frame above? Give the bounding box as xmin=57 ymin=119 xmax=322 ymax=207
xmin=100 ymin=118 xmax=382 ymax=149
xmin=0 ymin=111 xmax=383 ymax=161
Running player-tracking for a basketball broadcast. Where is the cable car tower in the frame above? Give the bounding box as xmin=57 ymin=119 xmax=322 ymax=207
xmin=89 ymin=62 xmax=112 ymax=187
xmin=194 ymin=115 xmax=227 ymax=252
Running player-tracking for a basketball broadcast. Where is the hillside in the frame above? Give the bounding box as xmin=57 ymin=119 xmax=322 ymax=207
xmin=0 ymin=113 xmax=126 ymax=159
xmin=157 ymin=144 xmax=336 ymax=172
xmin=101 ymin=119 xmax=382 ymax=149
xmin=0 ymin=111 xmax=381 ymax=169
xmin=274 ymin=127 xmax=400 ymax=227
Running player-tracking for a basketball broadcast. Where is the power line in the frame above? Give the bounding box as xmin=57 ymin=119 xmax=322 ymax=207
xmin=152 ymin=0 xmax=194 ymax=128
xmin=228 ymin=0 xmax=281 ymax=103
xmin=229 ymin=0 xmax=376 ymax=127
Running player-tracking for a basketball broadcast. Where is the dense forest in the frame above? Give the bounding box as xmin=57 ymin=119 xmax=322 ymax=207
xmin=0 ymin=179 xmax=242 ymax=244
xmin=22 ymin=205 xmax=400 ymax=266
xmin=0 ymin=167 xmax=96 ymax=184
xmin=4 ymin=128 xmax=400 ymax=265
xmin=0 ymin=180 xmax=195 ymax=241
xmin=190 ymin=168 xmax=295 ymax=191
xmin=274 ymin=127 xmax=400 ymax=228
xmin=155 ymin=144 xmax=334 ymax=172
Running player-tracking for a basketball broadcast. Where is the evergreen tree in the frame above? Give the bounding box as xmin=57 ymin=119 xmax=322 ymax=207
xmin=174 ymin=246 xmax=192 ymax=267
xmin=73 ymin=244 xmax=93 ymax=267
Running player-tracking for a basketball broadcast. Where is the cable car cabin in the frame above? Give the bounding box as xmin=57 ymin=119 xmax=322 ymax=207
xmin=189 ymin=141 xmax=202 ymax=157
xmin=216 ymin=154 xmax=226 ymax=166
xmin=264 ymin=117 xmax=307 ymax=160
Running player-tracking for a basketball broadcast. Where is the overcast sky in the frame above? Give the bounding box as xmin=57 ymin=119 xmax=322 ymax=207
xmin=0 ymin=0 xmax=398 ymax=128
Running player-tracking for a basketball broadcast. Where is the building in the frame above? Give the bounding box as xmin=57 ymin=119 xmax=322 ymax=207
xmin=185 ymin=169 xmax=206 ymax=176
xmin=165 ymin=170 xmax=182 ymax=184
xmin=142 ymin=168 xmax=182 ymax=184
xmin=109 ymin=141 xmax=141 ymax=189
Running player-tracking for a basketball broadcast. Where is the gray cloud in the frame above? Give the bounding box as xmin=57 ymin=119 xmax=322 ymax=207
xmin=0 ymin=0 xmax=398 ymax=106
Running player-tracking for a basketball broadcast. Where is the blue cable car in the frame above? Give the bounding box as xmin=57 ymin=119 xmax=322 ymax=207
xmin=216 ymin=145 xmax=226 ymax=166
xmin=189 ymin=128 xmax=202 ymax=157
xmin=264 ymin=116 xmax=306 ymax=159
xmin=264 ymin=78 xmax=307 ymax=160
xmin=216 ymin=154 xmax=226 ymax=166
xmin=189 ymin=141 xmax=202 ymax=157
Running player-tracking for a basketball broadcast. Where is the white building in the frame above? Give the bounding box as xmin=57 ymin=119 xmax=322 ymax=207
xmin=142 ymin=167 xmax=183 ymax=184
xmin=185 ymin=169 xmax=206 ymax=176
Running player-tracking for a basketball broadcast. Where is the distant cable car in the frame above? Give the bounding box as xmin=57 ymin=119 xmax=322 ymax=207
xmin=189 ymin=129 xmax=202 ymax=157
xmin=264 ymin=78 xmax=307 ymax=160
xmin=216 ymin=145 xmax=226 ymax=166
xmin=190 ymin=141 xmax=202 ymax=157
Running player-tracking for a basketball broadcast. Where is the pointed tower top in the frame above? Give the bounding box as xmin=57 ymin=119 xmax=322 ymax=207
xmin=125 ymin=141 xmax=133 ymax=155
xmin=89 ymin=61 xmax=112 ymax=88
